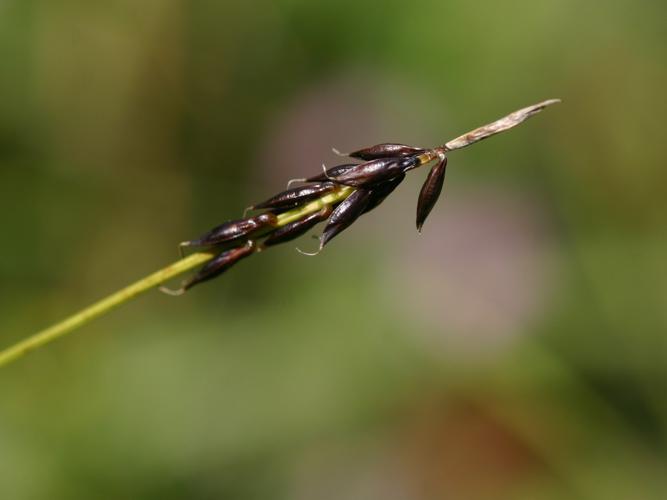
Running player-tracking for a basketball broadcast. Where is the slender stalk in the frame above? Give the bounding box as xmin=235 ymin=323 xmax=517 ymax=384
xmin=0 ymin=187 xmax=354 ymax=368
xmin=0 ymin=252 xmax=214 ymax=367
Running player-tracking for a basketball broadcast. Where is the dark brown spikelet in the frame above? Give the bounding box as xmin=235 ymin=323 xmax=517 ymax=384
xmin=251 ymin=183 xmax=336 ymax=211
xmin=168 ymin=99 xmax=559 ymax=293
xmin=263 ymin=206 xmax=332 ymax=247
xmin=347 ymin=143 xmax=426 ymax=160
xmin=183 ymin=242 xmax=256 ymax=291
xmin=305 ymin=163 xmax=358 ymax=183
xmin=326 ymin=156 xmax=419 ymax=187
xmin=185 ymin=213 xmax=277 ymax=248
xmin=320 ymin=188 xmax=372 ymax=248
xmin=416 ymin=155 xmax=447 ymax=233
xmin=363 ymin=173 xmax=405 ymax=214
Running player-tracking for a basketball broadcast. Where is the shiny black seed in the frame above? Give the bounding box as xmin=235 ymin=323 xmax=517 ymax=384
xmin=252 ymin=183 xmax=336 ymax=211
xmin=348 ymin=143 xmax=426 ymax=160
xmin=305 ymin=164 xmax=358 ymax=183
xmin=363 ymin=173 xmax=405 ymax=214
xmin=186 ymin=213 xmax=277 ymax=247
xmin=327 ymin=156 xmax=418 ymax=188
xmin=184 ymin=242 xmax=256 ymax=290
xmin=320 ymin=188 xmax=372 ymax=248
xmin=263 ymin=206 xmax=332 ymax=247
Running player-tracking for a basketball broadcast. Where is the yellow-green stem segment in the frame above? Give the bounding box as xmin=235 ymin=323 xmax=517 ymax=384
xmin=0 ymin=186 xmax=355 ymax=368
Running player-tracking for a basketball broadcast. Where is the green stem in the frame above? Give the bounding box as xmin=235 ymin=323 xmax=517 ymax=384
xmin=0 ymin=252 xmax=213 ymax=368
xmin=0 ymin=186 xmax=354 ymax=368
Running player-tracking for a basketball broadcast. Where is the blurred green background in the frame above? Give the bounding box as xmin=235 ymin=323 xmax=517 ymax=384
xmin=1 ymin=0 xmax=665 ymax=498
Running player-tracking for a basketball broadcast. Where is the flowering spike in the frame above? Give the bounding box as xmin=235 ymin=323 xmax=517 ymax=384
xmin=173 ymin=98 xmax=560 ymax=291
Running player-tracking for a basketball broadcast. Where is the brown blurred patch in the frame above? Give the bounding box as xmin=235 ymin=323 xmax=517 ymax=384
xmin=399 ymin=395 xmax=546 ymax=500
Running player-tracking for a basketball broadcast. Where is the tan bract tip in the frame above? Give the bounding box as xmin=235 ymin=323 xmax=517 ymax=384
xmin=444 ymin=98 xmax=562 ymax=151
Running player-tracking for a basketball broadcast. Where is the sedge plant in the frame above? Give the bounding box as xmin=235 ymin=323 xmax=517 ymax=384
xmin=0 ymin=99 xmax=560 ymax=368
